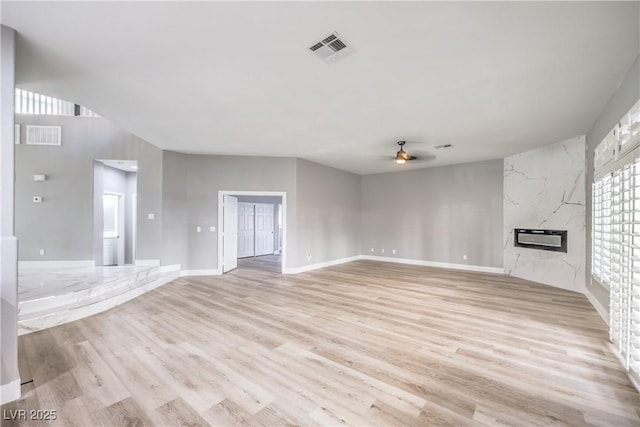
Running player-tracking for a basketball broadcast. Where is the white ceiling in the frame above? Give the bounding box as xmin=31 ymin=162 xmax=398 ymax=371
xmin=2 ymin=1 xmax=639 ymax=175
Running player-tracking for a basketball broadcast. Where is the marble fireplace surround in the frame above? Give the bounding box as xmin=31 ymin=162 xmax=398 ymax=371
xmin=503 ymin=136 xmax=586 ymax=294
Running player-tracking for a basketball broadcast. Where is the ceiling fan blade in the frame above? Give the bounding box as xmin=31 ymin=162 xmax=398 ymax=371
xmin=407 ymin=152 xmax=436 ymax=162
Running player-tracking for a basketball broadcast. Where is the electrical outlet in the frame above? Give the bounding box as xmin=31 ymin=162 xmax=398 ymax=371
xmin=370 ymin=248 xmax=374 ymax=252
xmin=381 ymin=249 xmax=385 ymax=254
xmin=33 ymin=196 xmax=42 ymax=203
xmin=148 ymin=213 xmax=155 ymax=220
xmin=307 ymin=253 xmax=312 ymax=261
xmin=210 ymin=226 xmax=216 ymax=232
xmin=196 ymin=226 xmax=201 ymax=233
xmin=463 ymin=254 xmax=468 ymax=260
xmin=392 ymin=249 xmax=396 ymax=254
xmin=39 ymin=249 xmax=45 ymax=256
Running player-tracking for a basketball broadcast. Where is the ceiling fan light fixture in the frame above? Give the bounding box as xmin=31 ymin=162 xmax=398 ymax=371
xmin=395 ymin=141 xmax=409 ymax=165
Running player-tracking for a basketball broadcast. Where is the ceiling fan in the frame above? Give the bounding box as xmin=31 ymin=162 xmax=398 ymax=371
xmin=394 ymin=141 xmax=416 ymax=164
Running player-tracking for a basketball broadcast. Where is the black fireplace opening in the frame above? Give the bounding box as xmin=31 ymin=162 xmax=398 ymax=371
xmin=514 ymin=228 xmax=567 ymax=253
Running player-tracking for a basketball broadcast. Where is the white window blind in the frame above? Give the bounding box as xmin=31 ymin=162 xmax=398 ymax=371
xmin=15 ymin=88 xmax=74 ymax=116
xmin=15 ymin=88 xmax=100 ymax=117
xmin=593 ymin=98 xmax=640 ymax=379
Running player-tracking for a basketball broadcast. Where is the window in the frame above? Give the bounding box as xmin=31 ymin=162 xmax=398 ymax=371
xmin=592 ymin=98 xmax=640 ymax=379
xmin=15 ymin=88 xmax=100 ymax=117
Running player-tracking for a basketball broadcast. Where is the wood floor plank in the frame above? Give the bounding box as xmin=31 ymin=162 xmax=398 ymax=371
xmin=67 ymin=341 xmax=131 ymax=409
xmin=94 ymin=397 xmax=155 ymax=427
xmin=149 ymin=398 xmax=210 ymax=427
xmin=3 ymin=258 xmax=640 ymax=426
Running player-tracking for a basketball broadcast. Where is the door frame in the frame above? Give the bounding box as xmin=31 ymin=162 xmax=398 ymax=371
xmin=218 ymin=190 xmax=287 ymax=274
xmin=132 ymin=193 xmax=137 ymax=263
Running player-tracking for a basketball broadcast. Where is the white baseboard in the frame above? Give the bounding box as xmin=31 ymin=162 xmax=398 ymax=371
xmin=283 ymin=255 xmax=361 ymax=274
xmin=0 ymin=378 xmax=21 ymax=404
xmin=585 ymin=289 xmax=609 ymax=326
xmin=158 ymin=264 xmax=181 ymax=273
xmin=360 ymin=255 xmax=505 ymax=275
xmin=135 ymin=259 xmax=161 ymax=267
xmin=18 ymin=260 xmax=95 ymax=269
xmin=180 ymin=269 xmax=222 ymax=277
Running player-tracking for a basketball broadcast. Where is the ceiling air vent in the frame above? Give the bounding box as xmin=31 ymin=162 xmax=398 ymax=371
xmin=434 ymin=144 xmax=453 ymax=150
xmin=26 ymin=125 xmax=61 ymax=146
xmin=308 ymin=31 xmax=354 ymax=64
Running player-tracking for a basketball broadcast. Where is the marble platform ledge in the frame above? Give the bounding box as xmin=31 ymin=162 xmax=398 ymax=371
xmin=18 ymin=267 xmax=180 ymax=335
xmin=19 ymin=264 xmax=152 ymax=301
xmin=19 ymin=265 xmax=165 ymax=315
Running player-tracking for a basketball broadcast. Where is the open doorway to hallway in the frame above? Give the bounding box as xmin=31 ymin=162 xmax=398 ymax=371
xmin=94 ymin=159 xmax=138 ymax=266
xmin=218 ymin=191 xmax=286 ymax=274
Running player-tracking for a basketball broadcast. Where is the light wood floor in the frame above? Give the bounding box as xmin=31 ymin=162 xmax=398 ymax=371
xmin=3 ymin=260 xmax=640 ymax=426
xmin=238 ymin=254 xmax=282 ymax=274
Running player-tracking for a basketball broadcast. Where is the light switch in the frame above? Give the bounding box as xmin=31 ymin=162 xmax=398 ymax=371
xmin=33 ymin=174 xmax=46 ymax=181
xmin=210 ymin=226 xmax=216 ymax=232
xmin=147 ymin=213 xmax=155 ymax=220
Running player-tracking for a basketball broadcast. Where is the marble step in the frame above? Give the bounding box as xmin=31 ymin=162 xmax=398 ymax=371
xmin=20 ymin=265 xmax=163 ymax=315
xmin=18 ymin=266 xmax=180 ymax=335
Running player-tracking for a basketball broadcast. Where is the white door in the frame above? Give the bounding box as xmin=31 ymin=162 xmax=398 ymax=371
xmin=223 ymin=195 xmax=238 ymax=272
xmin=255 ymin=203 xmax=274 ymax=256
xmin=237 ymin=202 xmax=255 ymax=258
xmin=102 ymin=193 xmax=120 ymax=266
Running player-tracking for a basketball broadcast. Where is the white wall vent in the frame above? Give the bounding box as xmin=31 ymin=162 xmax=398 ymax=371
xmin=309 ymin=32 xmax=354 ymax=64
xmin=14 ymin=124 xmax=20 ymax=144
xmin=26 ymin=125 xmax=62 ymax=146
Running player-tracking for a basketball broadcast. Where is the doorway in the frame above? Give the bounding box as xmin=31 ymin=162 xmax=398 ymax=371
xmin=218 ymin=191 xmax=286 ymax=274
xmin=102 ymin=192 xmax=123 ymax=266
xmin=94 ymin=160 xmax=138 ymax=266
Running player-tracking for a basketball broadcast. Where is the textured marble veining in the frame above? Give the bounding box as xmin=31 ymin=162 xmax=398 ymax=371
xmin=503 ymin=136 xmax=586 ymax=293
xmin=17 ymin=264 xmax=180 ymax=334
xmin=19 ymin=264 xmax=147 ymax=300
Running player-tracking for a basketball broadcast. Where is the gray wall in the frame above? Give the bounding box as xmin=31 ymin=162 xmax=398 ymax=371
xmin=15 ymin=115 xmax=163 ymax=262
xmin=161 ymin=151 xmax=189 ymax=268
xmin=92 ymin=162 xmax=104 ymax=264
xmin=586 ymin=55 xmax=640 ymax=315
xmin=161 ymin=156 xmax=362 ymax=270
xmin=1 ymin=24 xmax=19 ymax=400
xmin=166 ymin=154 xmax=298 ymax=270
xmin=16 ymin=133 xmax=364 ymax=272
xmin=296 ymin=159 xmax=361 ymax=266
xmin=361 ymin=159 xmax=504 ymax=268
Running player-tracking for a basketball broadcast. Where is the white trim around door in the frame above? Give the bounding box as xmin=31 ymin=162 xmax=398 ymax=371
xmin=218 ymin=191 xmax=287 ymax=274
